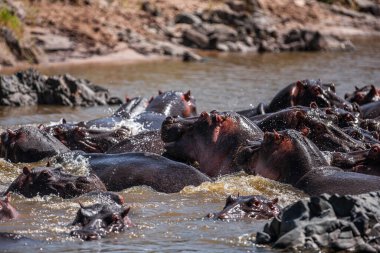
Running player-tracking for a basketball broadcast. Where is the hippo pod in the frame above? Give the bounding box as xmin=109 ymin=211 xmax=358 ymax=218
xmin=0 ymin=194 xmax=19 ymax=221
xmin=74 ymin=152 xmax=211 ymax=193
xmin=0 ymin=126 xmax=70 ymax=163
xmin=4 ymin=167 xmax=107 ymax=198
xmin=247 ymin=129 xmax=380 ymax=196
xmin=161 ymin=111 xmax=263 ymax=177
xmin=207 ymin=194 xmax=280 ymax=220
xmin=71 ymin=201 xmax=133 ymax=241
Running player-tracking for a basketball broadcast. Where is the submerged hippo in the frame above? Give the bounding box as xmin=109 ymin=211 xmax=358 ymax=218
xmin=4 ymin=167 xmax=106 ymax=198
xmin=161 ymin=111 xmax=263 ymax=177
xmin=345 ymin=85 xmax=380 ymax=105
xmin=85 ymin=90 xmax=197 ymax=130
xmin=71 ymin=202 xmax=133 ymax=241
xmin=256 ymin=108 xmax=366 ymax=152
xmin=43 ymin=123 xmax=132 ymax=153
xmin=360 ymin=100 xmax=380 ymax=119
xmin=207 ymin=194 xmax=281 ymax=220
xmin=245 ymin=130 xmax=380 ymax=196
xmin=0 ymin=194 xmax=19 ymax=220
xmin=0 ymin=126 xmax=69 ymax=163
xmin=65 ymin=152 xmax=211 ymax=193
xmin=106 ymin=130 xmax=165 ymax=155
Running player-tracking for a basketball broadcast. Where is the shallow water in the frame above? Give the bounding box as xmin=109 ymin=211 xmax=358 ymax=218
xmin=0 ymin=37 xmax=379 ymax=252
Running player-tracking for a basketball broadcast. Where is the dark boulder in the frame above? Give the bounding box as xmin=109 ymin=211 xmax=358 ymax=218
xmin=0 ymin=69 xmax=122 ymax=106
xmin=256 ymin=191 xmax=380 ymax=252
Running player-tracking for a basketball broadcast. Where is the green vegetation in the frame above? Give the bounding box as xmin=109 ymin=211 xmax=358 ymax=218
xmin=0 ymin=6 xmax=23 ymax=37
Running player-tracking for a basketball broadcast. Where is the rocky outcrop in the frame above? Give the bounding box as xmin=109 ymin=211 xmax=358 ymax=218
xmin=256 ymin=191 xmax=380 ymax=252
xmin=0 ymin=69 xmax=122 ymax=106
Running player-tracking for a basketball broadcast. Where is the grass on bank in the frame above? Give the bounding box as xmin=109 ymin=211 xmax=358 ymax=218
xmin=0 ymin=6 xmax=23 ymax=37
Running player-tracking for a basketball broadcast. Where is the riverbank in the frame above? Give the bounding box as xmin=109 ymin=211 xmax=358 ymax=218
xmin=0 ymin=0 xmax=379 ymax=69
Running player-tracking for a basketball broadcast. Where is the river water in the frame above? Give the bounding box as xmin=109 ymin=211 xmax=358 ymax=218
xmin=0 ymin=37 xmax=379 ymax=252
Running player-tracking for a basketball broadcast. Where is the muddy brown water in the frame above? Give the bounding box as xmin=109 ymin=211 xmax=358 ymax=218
xmin=0 ymin=37 xmax=379 ymax=252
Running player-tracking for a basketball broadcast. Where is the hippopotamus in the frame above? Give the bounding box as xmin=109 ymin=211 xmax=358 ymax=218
xmin=70 ymin=202 xmax=133 ymax=240
xmin=266 ymin=80 xmax=355 ymax=113
xmin=329 ymin=144 xmax=380 ymax=176
xmin=85 ymin=96 xmax=149 ymax=128
xmin=0 ymin=126 xmax=69 ymax=163
xmin=106 ymin=130 xmax=165 ymax=155
xmin=360 ymin=100 xmax=380 ymax=119
xmin=256 ymin=108 xmax=366 ymax=152
xmin=0 ymin=194 xmax=19 ymax=220
xmin=0 ymin=233 xmax=39 ymax=249
xmin=64 ymin=152 xmax=211 ymax=193
xmin=345 ymin=85 xmax=380 ymax=105
xmin=85 ymin=90 xmax=197 ymax=130
xmin=245 ymin=129 xmax=380 ymax=196
xmin=207 ymin=194 xmax=281 ymax=220
xmin=161 ymin=111 xmax=263 ymax=177
xmin=4 ymin=167 xmax=107 ymax=198
xmin=43 ymin=123 xmax=132 ymax=153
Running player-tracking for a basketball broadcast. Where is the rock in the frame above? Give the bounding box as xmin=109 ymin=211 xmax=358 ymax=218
xmin=208 ymin=24 xmax=238 ymax=49
xmin=256 ymin=191 xmax=380 ymax=251
xmin=35 ymin=34 xmax=74 ymax=52
xmin=182 ymin=51 xmax=203 ymax=62
xmin=0 ymin=69 xmax=122 ymax=107
xmin=356 ymin=0 xmax=380 ymax=16
xmin=182 ymin=29 xmax=209 ymax=49
xmin=175 ymin=13 xmax=202 ymax=25
xmin=141 ymin=1 xmax=160 ymax=17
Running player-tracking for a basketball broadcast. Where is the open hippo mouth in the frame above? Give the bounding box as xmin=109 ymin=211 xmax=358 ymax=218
xmin=207 ymin=195 xmax=281 ymax=220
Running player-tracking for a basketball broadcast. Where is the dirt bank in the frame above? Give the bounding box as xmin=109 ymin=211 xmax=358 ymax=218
xmin=0 ymin=0 xmax=379 ymax=69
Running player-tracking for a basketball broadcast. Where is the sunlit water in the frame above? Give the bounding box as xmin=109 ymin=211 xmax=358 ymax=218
xmin=0 ymin=37 xmax=379 ymax=252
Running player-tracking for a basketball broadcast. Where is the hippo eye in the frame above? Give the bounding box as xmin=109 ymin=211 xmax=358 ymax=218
xmin=225 ymin=195 xmax=235 ymax=206
xmin=247 ymin=198 xmax=260 ymax=207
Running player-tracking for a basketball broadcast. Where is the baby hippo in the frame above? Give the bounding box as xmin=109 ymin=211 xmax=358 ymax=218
xmin=70 ymin=201 xmax=133 ymax=241
xmin=4 ymin=167 xmax=106 ymax=198
xmin=0 ymin=194 xmax=19 ymax=221
xmin=207 ymin=195 xmax=280 ymax=220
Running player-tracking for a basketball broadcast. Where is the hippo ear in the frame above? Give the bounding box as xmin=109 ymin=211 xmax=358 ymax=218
xmin=184 ymin=90 xmax=191 ymax=101
xmin=368 ymin=85 xmax=378 ymax=97
xmin=121 ymin=207 xmax=131 ymax=218
xmin=7 ymin=129 xmax=16 ymax=138
xmin=59 ymin=118 xmax=66 ymax=124
xmin=355 ymin=86 xmax=359 ymax=91
xmin=309 ymin=102 xmax=318 ymax=109
xmin=22 ymin=167 xmax=31 ymax=175
xmin=46 ymin=161 xmax=51 ymax=167
xmin=158 ymin=90 xmax=163 ymax=95
xmin=4 ymin=193 xmax=11 ymax=203
xmin=300 ymin=127 xmax=310 ymax=137
xmin=271 ymin=198 xmax=279 ymax=205
xmin=290 ymin=81 xmax=304 ymax=106
xmin=148 ymin=96 xmax=154 ymax=103
xmin=273 ymin=130 xmax=281 ymax=144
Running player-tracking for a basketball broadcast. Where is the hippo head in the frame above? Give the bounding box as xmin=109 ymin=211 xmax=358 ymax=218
xmin=268 ymin=80 xmax=354 ymax=112
xmin=207 ymin=194 xmax=281 ymax=220
xmin=0 ymin=194 xmax=19 ymax=221
xmin=345 ymin=85 xmax=380 ymax=105
xmin=251 ymin=130 xmax=328 ymax=185
xmin=5 ymin=167 xmax=107 ymax=198
xmin=161 ymin=111 xmax=263 ymax=177
xmin=70 ymin=202 xmax=133 ymax=240
xmin=302 ymin=116 xmax=366 ymax=152
xmin=0 ymin=127 xmax=69 ymax=163
xmin=147 ymin=90 xmax=197 ymax=117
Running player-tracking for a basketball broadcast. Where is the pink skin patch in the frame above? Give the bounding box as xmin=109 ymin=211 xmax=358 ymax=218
xmin=0 ymin=194 xmax=19 ymax=220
